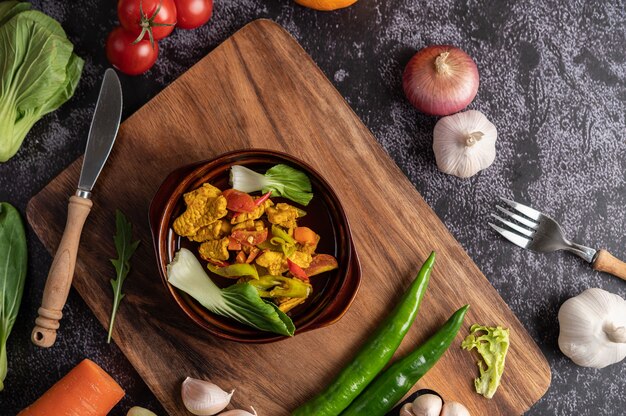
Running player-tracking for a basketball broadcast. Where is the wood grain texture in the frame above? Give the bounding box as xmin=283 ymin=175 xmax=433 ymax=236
xmin=593 ymin=249 xmax=626 ymax=282
xmin=32 ymin=195 xmax=93 ymax=348
xmin=26 ymin=20 xmax=550 ymax=415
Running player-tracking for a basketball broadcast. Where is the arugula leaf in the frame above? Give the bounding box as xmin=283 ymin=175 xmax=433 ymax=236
xmin=0 ymin=203 xmax=27 ymax=392
xmin=107 ymin=210 xmax=140 ymax=343
xmin=167 ymin=248 xmax=295 ymax=336
xmin=230 ymin=164 xmax=313 ymax=206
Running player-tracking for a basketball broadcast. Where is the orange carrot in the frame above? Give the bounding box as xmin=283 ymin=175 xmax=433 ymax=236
xmin=19 ymin=359 xmax=124 ymax=416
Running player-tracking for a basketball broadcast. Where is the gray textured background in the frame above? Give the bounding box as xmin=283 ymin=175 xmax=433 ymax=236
xmin=1 ymin=0 xmax=625 ymax=415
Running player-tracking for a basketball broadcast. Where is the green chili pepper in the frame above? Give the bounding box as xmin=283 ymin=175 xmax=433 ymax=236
xmin=207 ymin=263 xmax=259 ymax=279
xmin=340 ymin=305 xmax=469 ymax=416
xmin=292 ymin=252 xmax=436 ymax=416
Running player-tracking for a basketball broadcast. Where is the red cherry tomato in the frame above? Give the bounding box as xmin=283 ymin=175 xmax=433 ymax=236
xmin=173 ymin=0 xmax=213 ymax=29
xmin=118 ymin=0 xmax=177 ymax=42
xmin=106 ymin=27 xmax=159 ymax=75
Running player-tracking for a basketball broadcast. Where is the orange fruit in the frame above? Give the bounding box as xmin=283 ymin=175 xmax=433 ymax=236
xmin=294 ymin=0 xmax=358 ymax=11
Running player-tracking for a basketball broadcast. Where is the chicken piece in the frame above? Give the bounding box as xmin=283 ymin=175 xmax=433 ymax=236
xmin=288 ymin=251 xmax=313 ymax=269
xmin=298 ymin=241 xmax=318 ymax=255
xmin=277 ymin=297 xmax=307 ymax=313
xmin=266 ymin=203 xmax=302 ymax=229
xmin=198 ymin=237 xmax=230 ymax=261
xmin=255 ymin=251 xmax=288 ymax=276
xmin=231 ymin=200 xmax=273 ymax=225
xmin=173 ymin=184 xmax=228 ymax=237
xmin=232 ymin=219 xmax=265 ymax=231
xmin=183 ymin=183 xmax=221 ymax=204
xmin=189 ymin=220 xmax=231 ymax=242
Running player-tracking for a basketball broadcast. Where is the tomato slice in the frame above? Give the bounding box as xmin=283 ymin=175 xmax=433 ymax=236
xmin=223 ymin=189 xmax=256 ymax=213
xmin=230 ymin=229 xmax=269 ymax=247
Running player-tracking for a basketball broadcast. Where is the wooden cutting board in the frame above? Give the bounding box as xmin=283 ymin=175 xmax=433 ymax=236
xmin=27 ymin=19 xmax=550 ymax=415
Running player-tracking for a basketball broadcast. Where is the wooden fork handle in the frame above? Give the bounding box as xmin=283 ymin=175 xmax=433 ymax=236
xmin=593 ymin=249 xmax=626 ymax=282
xmin=32 ymin=195 xmax=93 ymax=347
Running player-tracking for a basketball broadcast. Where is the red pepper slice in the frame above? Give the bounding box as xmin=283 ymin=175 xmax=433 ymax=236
xmin=287 ymin=259 xmax=309 ymax=282
xmin=255 ymin=191 xmax=272 ymax=206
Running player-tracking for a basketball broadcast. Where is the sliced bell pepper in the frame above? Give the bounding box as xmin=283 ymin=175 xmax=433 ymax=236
xmin=248 ymin=275 xmax=311 ymax=298
xmin=271 ymin=225 xmax=295 ymax=245
xmin=207 ymin=263 xmax=259 ymax=279
xmin=287 ymin=259 xmax=309 ymax=282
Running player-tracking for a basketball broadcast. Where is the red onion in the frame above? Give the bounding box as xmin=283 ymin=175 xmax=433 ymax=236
xmin=402 ymin=45 xmax=479 ymax=116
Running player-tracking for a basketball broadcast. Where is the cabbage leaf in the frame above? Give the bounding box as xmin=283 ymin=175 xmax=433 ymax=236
xmin=0 ymin=7 xmax=83 ymax=162
xmin=461 ymin=324 xmax=510 ymax=399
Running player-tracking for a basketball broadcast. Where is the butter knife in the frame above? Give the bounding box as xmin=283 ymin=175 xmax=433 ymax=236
xmin=32 ymin=69 xmax=123 ymax=347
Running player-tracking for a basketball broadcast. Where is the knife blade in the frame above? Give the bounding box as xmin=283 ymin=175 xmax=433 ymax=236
xmin=77 ymin=68 xmax=123 ymax=197
xmin=32 ymin=69 xmax=123 ymax=348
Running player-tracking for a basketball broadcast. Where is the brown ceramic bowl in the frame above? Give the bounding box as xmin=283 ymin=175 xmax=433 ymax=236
xmin=149 ymin=150 xmax=361 ymax=343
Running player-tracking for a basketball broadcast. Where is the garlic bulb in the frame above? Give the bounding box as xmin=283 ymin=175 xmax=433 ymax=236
xmin=181 ymin=377 xmax=234 ymax=415
xmin=399 ymin=403 xmax=415 ymax=416
xmin=127 ymin=407 xmax=158 ymax=416
xmin=219 ymin=407 xmax=257 ymax=416
xmin=558 ymin=288 xmax=626 ymax=368
xmin=412 ymin=393 xmax=442 ymax=416
xmin=440 ymin=401 xmax=470 ymax=416
xmin=433 ymin=110 xmax=497 ymax=178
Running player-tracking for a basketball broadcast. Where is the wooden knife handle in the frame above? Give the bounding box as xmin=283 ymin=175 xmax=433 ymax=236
xmin=32 ymin=195 xmax=93 ymax=347
xmin=593 ymin=249 xmax=626 ymax=282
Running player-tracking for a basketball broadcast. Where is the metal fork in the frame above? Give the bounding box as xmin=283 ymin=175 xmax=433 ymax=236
xmin=489 ymin=197 xmax=626 ymax=282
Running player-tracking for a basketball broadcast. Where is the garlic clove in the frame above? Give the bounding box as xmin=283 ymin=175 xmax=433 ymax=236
xmin=399 ymin=402 xmax=415 ymax=416
xmin=433 ymin=110 xmax=497 ymax=178
xmin=411 ymin=393 xmax=442 ymax=416
xmin=181 ymin=377 xmax=234 ymax=415
xmin=219 ymin=407 xmax=257 ymax=416
xmin=440 ymin=401 xmax=470 ymax=416
xmin=127 ymin=407 xmax=158 ymax=416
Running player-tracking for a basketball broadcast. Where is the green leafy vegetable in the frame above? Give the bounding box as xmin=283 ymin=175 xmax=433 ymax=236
xmin=0 ymin=5 xmax=83 ymax=162
xmin=0 ymin=202 xmax=27 ymax=391
xmin=167 ymin=248 xmax=295 ymax=336
xmin=230 ymin=164 xmax=313 ymax=206
xmin=461 ymin=324 xmax=510 ymax=399
xmin=108 ymin=210 xmax=140 ymax=343
xmin=207 ymin=262 xmax=259 ymax=279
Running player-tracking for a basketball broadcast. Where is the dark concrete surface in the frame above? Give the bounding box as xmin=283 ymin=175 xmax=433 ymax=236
xmin=1 ymin=1 xmax=625 ymax=415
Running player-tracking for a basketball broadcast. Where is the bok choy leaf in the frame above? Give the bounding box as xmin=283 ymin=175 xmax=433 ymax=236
xmin=167 ymin=248 xmax=295 ymax=336
xmin=0 ymin=203 xmax=27 ymax=391
xmin=230 ymin=164 xmax=313 ymax=206
xmin=0 ymin=6 xmax=83 ymax=162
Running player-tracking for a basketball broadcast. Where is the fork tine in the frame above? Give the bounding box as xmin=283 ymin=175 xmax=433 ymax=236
xmin=489 ymin=223 xmax=532 ymax=249
xmin=500 ymin=197 xmax=542 ymax=221
xmin=496 ymin=206 xmax=539 ymax=229
xmin=491 ymin=214 xmax=535 ymax=237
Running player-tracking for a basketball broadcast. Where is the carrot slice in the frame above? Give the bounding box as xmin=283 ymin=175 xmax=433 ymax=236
xmin=18 ymin=359 xmax=124 ymax=416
